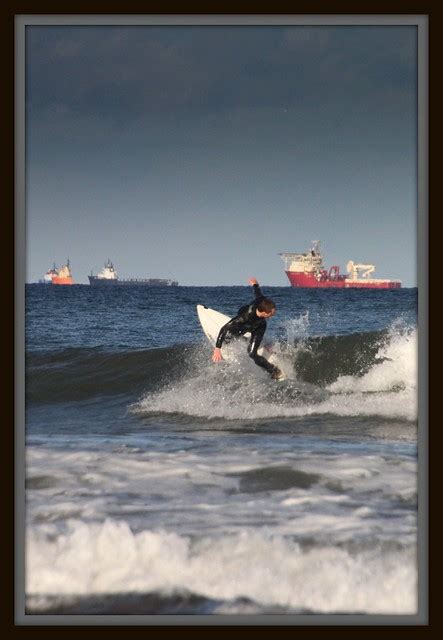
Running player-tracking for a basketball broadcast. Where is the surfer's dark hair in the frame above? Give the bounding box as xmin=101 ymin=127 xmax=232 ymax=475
xmin=257 ymin=298 xmax=276 ymax=313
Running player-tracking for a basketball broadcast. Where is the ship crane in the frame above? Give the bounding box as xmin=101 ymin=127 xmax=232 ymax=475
xmin=346 ymin=261 xmax=376 ymax=280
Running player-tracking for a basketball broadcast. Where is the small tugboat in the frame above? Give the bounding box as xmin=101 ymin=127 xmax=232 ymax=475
xmin=279 ymin=241 xmax=401 ymax=288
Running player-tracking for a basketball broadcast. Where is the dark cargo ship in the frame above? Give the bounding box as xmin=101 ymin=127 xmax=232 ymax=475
xmin=88 ymin=260 xmax=178 ymax=287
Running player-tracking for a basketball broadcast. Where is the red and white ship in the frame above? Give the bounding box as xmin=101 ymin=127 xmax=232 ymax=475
xmin=279 ymin=241 xmax=401 ymax=289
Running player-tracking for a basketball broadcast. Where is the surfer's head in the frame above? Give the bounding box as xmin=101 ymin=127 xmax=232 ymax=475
xmin=256 ymin=298 xmax=276 ymax=318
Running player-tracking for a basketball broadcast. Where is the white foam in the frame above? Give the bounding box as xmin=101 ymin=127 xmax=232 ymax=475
xmin=27 ymin=443 xmax=417 ymax=553
xmin=26 ymin=439 xmax=417 ymax=614
xmin=328 ymin=326 xmax=417 ymax=394
xmin=325 ymin=326 xmax=417 ymax=421
xmin=26 ymin=519 xmax=417 ymax=614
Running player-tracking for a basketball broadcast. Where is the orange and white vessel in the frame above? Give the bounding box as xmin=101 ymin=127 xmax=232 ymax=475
xmin=40 ymin=260 xmax=74 ymax=285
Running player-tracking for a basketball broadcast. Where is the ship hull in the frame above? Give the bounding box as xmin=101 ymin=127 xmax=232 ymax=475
xmin=52 ymin=277 xmax=74 ymax=285
xmin=286 ymin=272 xmax=401 ymax=289
xmin=88 ymin=276 xmax=178 ymax=287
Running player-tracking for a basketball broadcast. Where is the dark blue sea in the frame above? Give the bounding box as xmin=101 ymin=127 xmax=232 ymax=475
xmin=25 ymin=284 xmax=418 ymax=616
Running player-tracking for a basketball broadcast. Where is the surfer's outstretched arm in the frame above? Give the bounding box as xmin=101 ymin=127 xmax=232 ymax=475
xmin=248 ymin=277 xmax=264 ymax=299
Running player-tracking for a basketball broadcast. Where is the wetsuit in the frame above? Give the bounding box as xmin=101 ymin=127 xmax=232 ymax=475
xmin=215 ymin=284 xmax=277 ymax=375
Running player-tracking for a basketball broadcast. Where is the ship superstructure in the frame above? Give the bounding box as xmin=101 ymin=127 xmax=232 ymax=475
xmin=39 ymin=263 xmax=59 ymax=284
xmin=279 ymin=241 xmax=401 ymax=289
xmin=90 ymin=259 xmax=118 ymax=281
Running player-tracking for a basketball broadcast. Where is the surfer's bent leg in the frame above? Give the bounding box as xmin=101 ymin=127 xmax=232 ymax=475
xmin=247 ymin=326 xmax=276 ymax=375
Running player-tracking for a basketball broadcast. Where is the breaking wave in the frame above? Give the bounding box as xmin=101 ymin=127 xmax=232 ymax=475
xmin=134 ymin=325 xmax=417 ymax=422
xmin=26 ymin=518 xmax=417 ymax=615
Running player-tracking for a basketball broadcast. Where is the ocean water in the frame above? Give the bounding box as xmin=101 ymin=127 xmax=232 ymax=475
xmin=24 ymin=284 xmax=418 ymax=617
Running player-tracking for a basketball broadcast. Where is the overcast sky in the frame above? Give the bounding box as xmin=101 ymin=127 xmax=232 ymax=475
xmin=26 ymin=24 xmax=418 ymax=285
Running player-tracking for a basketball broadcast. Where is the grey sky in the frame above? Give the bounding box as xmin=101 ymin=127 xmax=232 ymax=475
xmin=26 ymin=24 xmax=418 ymax=285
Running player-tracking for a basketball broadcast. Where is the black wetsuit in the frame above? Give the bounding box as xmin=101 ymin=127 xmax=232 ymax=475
xmin=215 ymin=284 xmax=276 ymax=374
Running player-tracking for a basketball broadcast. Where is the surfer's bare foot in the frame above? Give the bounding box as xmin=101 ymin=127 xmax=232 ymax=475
xmin=271 ymin=367 xmax=284 ymax=380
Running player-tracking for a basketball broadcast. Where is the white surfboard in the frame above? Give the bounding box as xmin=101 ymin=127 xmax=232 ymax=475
xmin=196 ymin=304 xmax=288 ymax=379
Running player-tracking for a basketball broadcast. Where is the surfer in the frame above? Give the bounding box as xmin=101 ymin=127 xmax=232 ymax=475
xmin=212 ymin=278 xmax=284 ymax=380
